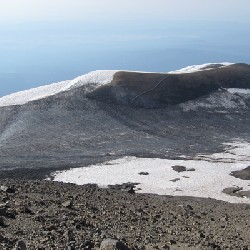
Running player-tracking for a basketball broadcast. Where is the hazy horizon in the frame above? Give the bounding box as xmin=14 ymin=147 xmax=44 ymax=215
xmin=1 ymin=1 xmax=250 ymax=97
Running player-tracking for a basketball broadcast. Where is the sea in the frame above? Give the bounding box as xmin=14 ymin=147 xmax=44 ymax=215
xmin=1 ymin=20 xmax=250 ymax=97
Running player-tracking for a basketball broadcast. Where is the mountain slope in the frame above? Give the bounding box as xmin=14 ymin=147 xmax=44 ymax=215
xmin=0 ymin=63 xmax=250 ymax=179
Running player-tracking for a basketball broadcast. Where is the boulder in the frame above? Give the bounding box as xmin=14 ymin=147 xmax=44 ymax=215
xmin=138 ymin=172 xmax=149 ymax=175
xmin=172 ymin=165 xmax=187 ymax=173
xmin=1 ymin=185 xmax=16 ymax=193
xmin=222 ymin=187 xmax=243 ymax=197
xmin=62 ymin=200 xmax=73 ymax=209
xmin=16 ymin=240 xmax=27 ymax=250
xmin=230 ymin=166 xmax=250 ymax=180
xmin=0 ymin=216 xmax=6 ymax=227
xmin=0 ymin=207 xmax=6 ymax=216
xmin=100 ymin=239 xmax=128 ymax=250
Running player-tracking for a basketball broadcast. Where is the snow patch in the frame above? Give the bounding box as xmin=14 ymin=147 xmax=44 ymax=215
xmin=169 ymin=62 xmax=233 ymax=74
xmin=67 ymin=70 xmax=119 ymax=90
xmin=52 ymin=141 xmax=250 ymax=204
xmin=0 ymin=80 xmax=71 ymax=107
xmin=227 ymin=88 xmax=250 ymax=94
xmin=196 ymin=140 xmax=250 ymax=162
xmin=180 ymin=88 xmax=250 ymax=111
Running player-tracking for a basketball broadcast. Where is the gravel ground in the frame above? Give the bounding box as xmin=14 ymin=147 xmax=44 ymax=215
xmin=0 ymin=179 xmax=250 ymax=250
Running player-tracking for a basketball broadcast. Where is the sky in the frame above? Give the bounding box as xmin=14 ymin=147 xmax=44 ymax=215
xmin=0 ymin=0 xmax=250 ymax=23
xmin=0 ymin=0 xmax=250 ymax=96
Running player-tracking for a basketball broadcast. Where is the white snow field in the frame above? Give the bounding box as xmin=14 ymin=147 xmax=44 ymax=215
xmin=52 ymin=141 xmax=250 ymax=204
xmin=0 ymin=63 xmax=234 ymax=108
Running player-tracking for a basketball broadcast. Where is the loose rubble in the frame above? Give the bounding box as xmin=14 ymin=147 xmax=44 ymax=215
xmin=0 ymin=179 xmax=249 ymax=249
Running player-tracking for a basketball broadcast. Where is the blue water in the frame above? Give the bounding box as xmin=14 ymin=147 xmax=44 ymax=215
xmin=1 ymin=20 xmax=250 ymax=97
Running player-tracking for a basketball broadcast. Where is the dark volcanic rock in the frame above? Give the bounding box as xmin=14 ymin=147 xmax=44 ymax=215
xmin=16 ymin=240 xmax=27 ymax=250
xmin=238 ymin=191 xmax=250 ymax=198
xmin=187 ymin=168 xmax=196 ymax=172
xmin=222 ymin=187 xmax=243 ymax=197
xmin=0 ymin=207 xmax=6 ymax=216
xmin=138 ymin=172 xmax=149 ymax=175
xmin=170 ymin=178 xmax=180 ymax=182
xmin=87 ymin=63 xmax=250 ymax=108
xmin=231 ymin=166 xmax=250 ymax=180
xmin=108 ymin=183 xmax=139 ymax=193
xmin=0 ymin=216 xmax=7 ymax=227
xmin=172 ymin=165 xmax=187 ymax=172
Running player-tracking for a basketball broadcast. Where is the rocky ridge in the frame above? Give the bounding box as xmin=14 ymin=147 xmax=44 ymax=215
xmin=87 ymin=63 xmax=250 ymax=108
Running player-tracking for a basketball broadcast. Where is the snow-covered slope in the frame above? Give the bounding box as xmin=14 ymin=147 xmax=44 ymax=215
xmin=0 ymin=80 xmax=71 ymax=107
xmin=67 ymin=70 xmax=119 ymax=90
xmin=0 ymin=63 xmax=235 ymax=108
xmin=180 ymin=88 xmax=250 ymax=111
xmin=0 ymin=70 xmax=119 ymax=108
xmin=168 ymin=62 xmax=233 ymax=74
